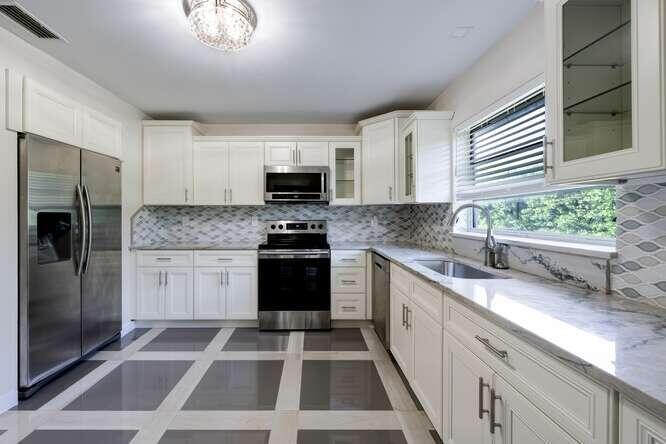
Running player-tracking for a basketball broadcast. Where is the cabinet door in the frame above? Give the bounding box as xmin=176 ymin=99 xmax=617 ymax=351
xmin=265 ymin=141 xmax=296 ymax=166
xmin=143 ymin=126 xmax=193 ymax=205
xmin=23 ymin=78 xmax=83 ymax=146
xmin=83 ymin=108 xmax=122 ymax=159
xmin=399 ymin=121 xmax=416 ymax=203
xmin=411 ymin=304 xmax=442 ymax=435
xmin=136 ymin=268 xmax=164 ymax=320
xmin=362 ymin=120 xmax=396 ymax=204
xmin=226 ymin=267 xmax=258 ymax=320
xmin=390 ymin=286 xmax=412 ymax=378
xmin=297 ymin=141 xmax=329 ymax=166
xmin=194 ymin=268 xmax=226 ymax=320
xmin=494 ymin=376 xmax=580 ymax=444
xmin=621 ymin=399 xmax=666 ymax=444
xmin=329 ymin=142 xmax=362 ymax=205
xmin=545 ymin=0 xmax=666 ymax=183
xmin=229 ymin=142 xmax=264 ymax=205
xmin=164 ymin=268 xmax=194 ymax=320
xmin=193 ymin=141 xmax=229 ymax=205
xmin=443 ymin=331 xmax=493 ymax=444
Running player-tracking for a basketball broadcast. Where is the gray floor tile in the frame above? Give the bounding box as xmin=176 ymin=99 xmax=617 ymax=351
xmin=297 ymin=430 xmax=407 ymax=444
xmin=141 ymin=328 xmax=220 ymax=352
xmin=64 ymin=360 xmax=193 ymax=411
xmin=14 ymin=360 xmax=104 ymax=411
xmin=303 ymin=329 xmax=368 ymax=351
xmin=222 ymin=328 xmax=290 ymax=352
xmin=182 ymin=360 xmax=283 ymax=411
xmin=300 ymin=360 xmax=392 ymax=410
xmin=20 ymin=430 xmax=137 ymax=444
xmin=102 ymin=328 xmax=151 ymax=351
xmin=158 ymin=430 xmax=270 ymax=444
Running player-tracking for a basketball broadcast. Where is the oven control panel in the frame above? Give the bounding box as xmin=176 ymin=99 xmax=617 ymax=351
xmin=266 ymin=220 xmax=327 ymax=234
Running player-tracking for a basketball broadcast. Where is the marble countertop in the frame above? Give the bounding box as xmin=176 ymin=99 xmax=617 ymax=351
xmin=337 ymin=242 xmax=666 ymax=419
xmin=131 ymin=242 xmax=259 ymax=251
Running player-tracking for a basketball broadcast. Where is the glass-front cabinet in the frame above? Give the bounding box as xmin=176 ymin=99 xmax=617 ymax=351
xmin=400 ymin=121 xmax=416 ymax=203
xmin=329 ymin=141 xmax=362 ymax=205
xmin=545 ymin=0 xmax=665 ymax=183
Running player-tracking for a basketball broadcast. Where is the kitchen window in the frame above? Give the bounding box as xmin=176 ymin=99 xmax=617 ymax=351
xmin=455 ymin=85 xmax=616 ymax=244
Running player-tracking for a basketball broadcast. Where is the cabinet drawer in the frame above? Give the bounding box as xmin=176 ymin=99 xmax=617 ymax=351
xmin=138 ymin=250 xmax=193 ymax=267
xmin=195 ymin=250 xmax=257 ymax=267
xmin=390 ymin=263 xmax=411 ymax=296
xmin=331 ymin=250 xmax=366 ymax=267
xmin=411 ymin=276 xmax=442 ymax=325
xmin=332 ymin=294 xmax=366 ymax=319
xmin=331 ymin=268 xmax=366 ymax=293
xmin=444 ymin=297 xmax=610 ymax=444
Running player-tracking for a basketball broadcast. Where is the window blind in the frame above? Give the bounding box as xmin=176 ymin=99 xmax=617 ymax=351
xmin=455 ymin=89 xmax=546 ymax=200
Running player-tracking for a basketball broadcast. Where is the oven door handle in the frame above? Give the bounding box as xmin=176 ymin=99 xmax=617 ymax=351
xmin=259 ymin=250 xmax=330 ymax=259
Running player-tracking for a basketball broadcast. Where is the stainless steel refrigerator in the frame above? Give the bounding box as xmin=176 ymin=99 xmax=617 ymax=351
xmin=18 ymin=133 xmax=122 ymax=397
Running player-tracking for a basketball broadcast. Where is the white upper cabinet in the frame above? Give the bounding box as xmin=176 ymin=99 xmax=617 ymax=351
xmin=297 ymin=141 xmax=329 ymax=166
xmin=545 ymin=0 xmax=666 ymax=183
xmin=23 ymin=78 xmax=83 ymax=147
xmin=398 ymin=111 xmax=453 ymax=203
xmin=228 ymin=141 xmax=264 ymax=205
xmin=143 ymin=121 xmax=200 ymax=206
xmin=264 ymin=140 xmax=329 ymax=166
xmin=265 ymin=141 xmax=296 ymax=166
xmin=193 ymin=141 xmax=229 ymax=205
xmin=329 ymin=141 xmax=362 ymax=205
xmin=83 ymin=107 xmax=122 ymax=159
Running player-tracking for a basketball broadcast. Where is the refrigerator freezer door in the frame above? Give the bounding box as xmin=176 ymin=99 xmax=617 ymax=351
xmin=19 ymin=134 xmax=83 ymax=390
xmin=81 ymin=150 xmax=122 ymax=355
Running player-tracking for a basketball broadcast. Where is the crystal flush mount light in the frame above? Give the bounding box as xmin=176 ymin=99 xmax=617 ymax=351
xmin=182 ymin=0 xmax=257 ymax=51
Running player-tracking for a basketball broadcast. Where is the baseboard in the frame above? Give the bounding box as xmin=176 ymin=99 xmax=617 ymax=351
xmin=134 ymin=320 xmax=259 ymax=328
xmin=0 ymin=388 xmax=17 ymax=413
xmin=121 ymin=320 xmax=136 ymax=337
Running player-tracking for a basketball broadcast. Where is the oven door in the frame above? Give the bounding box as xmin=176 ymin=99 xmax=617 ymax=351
xmin=258 ymin=250 xmax=331 ymax=312
xmin=264 ymin=166 xmax=328 ymax=202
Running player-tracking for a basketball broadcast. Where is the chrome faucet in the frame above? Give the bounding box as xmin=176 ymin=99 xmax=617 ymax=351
xmin=449 ymin=204 xmax=509 ymax=269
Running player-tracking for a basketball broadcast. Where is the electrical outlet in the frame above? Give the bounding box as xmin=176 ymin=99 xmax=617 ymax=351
xmin=371 ymin=216 xmax=378 ymax=227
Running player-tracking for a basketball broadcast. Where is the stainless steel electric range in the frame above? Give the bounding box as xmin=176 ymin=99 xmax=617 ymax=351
xmin=258 ymin=220 xmax=331 ymax=330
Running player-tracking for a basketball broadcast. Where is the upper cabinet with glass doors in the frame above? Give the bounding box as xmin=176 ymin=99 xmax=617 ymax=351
xmin=544 ymin=0 xmax=666 ymax=183
xmin=329 ymin=141 xmax=362 ymax=205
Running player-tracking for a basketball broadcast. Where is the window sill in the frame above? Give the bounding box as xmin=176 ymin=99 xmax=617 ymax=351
xmin=451 ymin=231 xmax=617 ymax=260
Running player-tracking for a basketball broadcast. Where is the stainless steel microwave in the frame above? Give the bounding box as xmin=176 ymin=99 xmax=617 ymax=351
xmin=264 ymin=166 xmax=329 ymax=203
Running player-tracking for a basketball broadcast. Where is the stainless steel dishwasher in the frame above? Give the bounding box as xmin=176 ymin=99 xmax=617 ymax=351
xmin=372 ymin=253 xmax=390 ymax=349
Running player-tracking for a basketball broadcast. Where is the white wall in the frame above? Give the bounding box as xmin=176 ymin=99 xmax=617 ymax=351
xmin=0 ymin=26 xmax=147 ymax=411
xmin=429 ymin=3 xmax=545 ymax=128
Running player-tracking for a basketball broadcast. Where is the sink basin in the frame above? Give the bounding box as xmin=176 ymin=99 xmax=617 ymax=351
xmin=414 ymin=260 xmax=508 ymax=279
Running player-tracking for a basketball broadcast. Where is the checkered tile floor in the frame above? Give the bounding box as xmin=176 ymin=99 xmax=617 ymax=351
xmin=0 ymin=328 xmax=440 ymax=444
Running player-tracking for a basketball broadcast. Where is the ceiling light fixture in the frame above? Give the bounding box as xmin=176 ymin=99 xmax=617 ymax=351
xmin=182 ymin=0 xmax=257 ymax=51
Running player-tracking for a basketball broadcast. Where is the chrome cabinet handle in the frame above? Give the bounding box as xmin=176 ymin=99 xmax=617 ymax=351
xmin=155 ymin=257 xmax=172 ymax=262
xmin=226 ymin=270 xmax=229 ymax=287
xmin=401 ymin=304 xmax=406 ymax=327
xmin=341 ymin=306 xmax=357 ymax=311
xmin=341 ymin=258 xmax=357 ymax=262
xmin=158 ymin=270 xmax=162 ymax=287
xmin=185 ymin=188 xmax=188 ymax=202
xmin=75 ymin=184 xmax=87 ymax=277
xmin=388 ymin=186 xmax=393 ymax=201
xmin=163 ymin=271 xmax=168 ymax=286
xmin=478 ymin=377 xmax=490 ymax=419
xmin=220 ymin=271 xmax=224 ymax=287
xmin=292 ymin=149 xmax=296 ymax=164
xmin=490 ymin=389 xmax=502 ymax=434
xmin=475 ymin=335 xmax=509 ymax=361
xmin=406 ymin=308 xmax=411 ymax=329
xmin=224 ymin=188 xmax=227 ymax=203
xmin=341 ymin=280 xmax=357 ymax=285
xmin=216 ymin=258 xmax=232 ymax=262
xmin=229 ymin=189 xmax=232 ymax=203
xmin=543 ymin=136 xmax=554 ymax=173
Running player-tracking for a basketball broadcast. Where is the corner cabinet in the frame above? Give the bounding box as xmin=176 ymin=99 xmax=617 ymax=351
xmin=398 ymin=112 xmax=453 ymax=203
xmin=143 ymin=121 xmax=202 ymax=205
xmin=329 ymin=141 xmax=362 ymax=205
xmin=621 ymin=398 xmax=666 ymax=444
xmin=544 ymin=0 xmax=666 ymax=183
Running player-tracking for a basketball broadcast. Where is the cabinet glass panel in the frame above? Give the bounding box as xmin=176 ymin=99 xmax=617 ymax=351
xmin=335 ymin=147 xmax=355 ymax=199
xmin=562 ymin=0 xmax=631 ymax=162
xmin=404 ymin=132 xmax=414 ymax=196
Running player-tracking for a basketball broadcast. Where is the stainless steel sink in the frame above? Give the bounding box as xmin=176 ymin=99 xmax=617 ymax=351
xmin=414 ymin=260 xmax=508 ymax=279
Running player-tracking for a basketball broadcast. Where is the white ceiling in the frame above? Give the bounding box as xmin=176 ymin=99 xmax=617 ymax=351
xmin=3 ymin=0 xmax=538 ymax=123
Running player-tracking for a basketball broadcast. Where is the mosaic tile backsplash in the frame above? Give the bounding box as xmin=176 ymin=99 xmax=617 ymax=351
xmin=613 ymin=180 xmax=666 ymax=308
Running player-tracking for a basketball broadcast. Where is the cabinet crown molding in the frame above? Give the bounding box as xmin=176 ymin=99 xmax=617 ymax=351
xmin=356 ymin=110 xmax=419 ymax=131
xmin=192 ymin=135 xmax=361 ymax=142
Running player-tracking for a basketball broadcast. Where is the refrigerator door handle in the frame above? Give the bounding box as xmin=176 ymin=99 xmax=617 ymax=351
xmin=82 ymin=185 xmax=93 ymax=275
xmin=75 ymin=184 xmax=87 ymax=276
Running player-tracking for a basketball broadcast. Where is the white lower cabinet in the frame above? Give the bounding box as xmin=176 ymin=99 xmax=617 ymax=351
xmin=390 ymin=285 xmax=413 ymax=376
xmin=136 ymin=250 xmax=257 ymax=321
xmin=443 ymin=330 xmax=493 ymax=444
xmin=331 ymin=250 xmax=367 ymax=320
xmin=163 ymin=268 xmax=194 ymax=319
xmin=621 ymin=398 xmax=666 ymax=444
xmin=226 ymin=267 xmax=258 ymax=320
